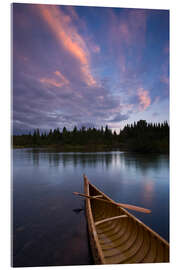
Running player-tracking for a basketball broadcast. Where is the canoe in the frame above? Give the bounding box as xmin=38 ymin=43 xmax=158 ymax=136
xmin=83 ymin=175 xmax=169 ymax=264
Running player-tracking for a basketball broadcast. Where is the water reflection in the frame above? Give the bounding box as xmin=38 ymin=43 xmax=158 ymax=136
xmin=13 ymin=148 xmax=169 ymax=267
xmin=23 ymin=149 xmax=169 ymax=173
xmin=22 ymin=149 xmax=116 ymax=169
xmin=142 ymin=178 xmax=155 ymax=203
xmin=119 ymin=152 xmax=169 ymax=173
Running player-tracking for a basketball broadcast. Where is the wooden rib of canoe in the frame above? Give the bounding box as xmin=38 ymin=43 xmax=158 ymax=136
xmin=84 ymin=175 xmax=169 ymax=264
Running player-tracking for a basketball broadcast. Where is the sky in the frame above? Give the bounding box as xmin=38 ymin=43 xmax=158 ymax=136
xmin=12 ymin=3 xmax=169 ymax=134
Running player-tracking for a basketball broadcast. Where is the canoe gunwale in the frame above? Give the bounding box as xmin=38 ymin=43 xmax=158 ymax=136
xmin=84 ymin=176 xmax=106 ymax=264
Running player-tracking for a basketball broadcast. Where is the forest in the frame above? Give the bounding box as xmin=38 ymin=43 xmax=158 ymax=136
xmin=13 ymin=120 xmax=169 ymax=153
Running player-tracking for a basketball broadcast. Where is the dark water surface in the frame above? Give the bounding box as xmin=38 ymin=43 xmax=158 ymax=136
xmin=12 ymin=148 xmax=169 ymax=267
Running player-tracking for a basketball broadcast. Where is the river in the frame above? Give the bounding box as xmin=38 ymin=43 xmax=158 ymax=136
xmin=12 ymin=148 xmax=169 ymax=267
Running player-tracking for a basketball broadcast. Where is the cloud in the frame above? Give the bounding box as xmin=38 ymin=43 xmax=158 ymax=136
xmin=40 ymin=70 xmax=69 ymax=88
xmin=107 ymin=8 xmax=147 ymax=73
xmin=38 ymin=5 xmax=96 ymax=87
xmin=152 ymin=112 xmax=159 ymax=117
xmin=108 ymin=9 xmax=147 ymax=47
xmin=137 ymin=88 xmax=151 ymax=111
xmin=160 ymin=75 xmax=169 ymax=85
xmin=109 ymin=113 xmax=129 ymax=123
xmin=77 ymin=122 xmax=96 ymax=129
xmin=91 ymin=44 xmax=100 ymax=53
xmin=54 ymin=71 xmax=69 ymax=84
xmin=12 ymin=62 xmax=123 ymax=133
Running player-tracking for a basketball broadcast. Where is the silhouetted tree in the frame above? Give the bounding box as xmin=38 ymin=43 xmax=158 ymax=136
xmin=13 ymin=120 xmax=169 ymax=153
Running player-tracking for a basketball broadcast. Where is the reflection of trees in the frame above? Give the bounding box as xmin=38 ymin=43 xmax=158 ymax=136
xmin=25 ymin=149 xmax=169 ymax=174
xmin=120 ymin=152 xmax=169 ymax=173
xmin=31 ymin=149 xmax=40 ymax=166
xmin=25 ymin=149 xmax=114 ymax=169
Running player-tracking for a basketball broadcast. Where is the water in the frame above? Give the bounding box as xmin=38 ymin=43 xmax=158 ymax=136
xmin=12 ymin=148 xmax=169 ymax=267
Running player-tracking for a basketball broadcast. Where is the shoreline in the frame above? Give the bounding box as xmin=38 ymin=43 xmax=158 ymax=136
xmin=12 ymin=143 xmax=169 ymax=154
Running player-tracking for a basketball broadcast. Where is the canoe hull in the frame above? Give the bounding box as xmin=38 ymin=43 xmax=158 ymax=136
xmin=84 ymin=175 xmax=169 ymax=264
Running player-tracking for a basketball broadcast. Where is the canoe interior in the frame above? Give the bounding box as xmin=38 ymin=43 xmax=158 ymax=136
xmin=85 ymin=179 xmax=169 ymax=264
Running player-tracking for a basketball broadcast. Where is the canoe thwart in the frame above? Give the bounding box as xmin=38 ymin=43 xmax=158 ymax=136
xmin=73 ymin=192 xmax=151 ymax=214
xmin=95 ymin=215 xmax=128 ymax=226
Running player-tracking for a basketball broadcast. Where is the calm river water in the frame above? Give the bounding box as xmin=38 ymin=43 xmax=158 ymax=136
xmin=12 ymin=148 xmax=169 ymax=267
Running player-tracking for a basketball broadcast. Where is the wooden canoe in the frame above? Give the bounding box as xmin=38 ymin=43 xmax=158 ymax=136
xmin=83 ymin=175 xmax=169 ymax=264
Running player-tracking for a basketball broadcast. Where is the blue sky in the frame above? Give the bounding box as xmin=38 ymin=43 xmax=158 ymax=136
xmin=13 ymin=3 xmax=169 ymax=134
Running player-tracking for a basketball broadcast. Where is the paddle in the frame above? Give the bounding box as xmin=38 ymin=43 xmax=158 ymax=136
xmin=73 ymin=192 xmax=151 ymax=214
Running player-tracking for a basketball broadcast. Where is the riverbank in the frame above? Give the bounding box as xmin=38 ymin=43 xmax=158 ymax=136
xmin=13 ymin=143 xmax=126 ymax=152
xmin=12 ymin=142 xmax=168 ymax=154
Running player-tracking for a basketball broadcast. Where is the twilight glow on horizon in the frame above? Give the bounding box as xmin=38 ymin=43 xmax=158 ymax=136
xmin=13 ymin=3 xmax=169 ymax=134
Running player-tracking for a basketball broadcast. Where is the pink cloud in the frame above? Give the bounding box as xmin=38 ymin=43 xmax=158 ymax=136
xmin=40 ymin=70 xmax=69 ymax=88
xmin=119 ymin=23 xmax=131 ymax=45
xmin=137 ymin=87 xmax=151 ymax=111
xmin=54 ymin=70 xmax=69 ymax=85
xmin=38 ymin=5 xmax=97 ymax=87
xmin=66 ymin=6 xmax=79 ymax=21
xmin=40 ymin=77 xmax=63 ymax=88
xmin=108 ymin=9 xmax=147 ymax=75
xmin=109 ymin=9 xmax=147 ymax=47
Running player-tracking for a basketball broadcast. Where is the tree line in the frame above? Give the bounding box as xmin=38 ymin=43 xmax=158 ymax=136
xmin=119 ymin=120 xmax=169 ymax=153
xmin=13 ymin=120 xmax=169 ymax=153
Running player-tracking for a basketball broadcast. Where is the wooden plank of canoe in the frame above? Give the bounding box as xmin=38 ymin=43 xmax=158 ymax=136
xmin=95 ymin=215 xmax=128 ymax=226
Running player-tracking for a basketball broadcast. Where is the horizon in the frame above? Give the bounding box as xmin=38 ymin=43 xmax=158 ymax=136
xmin=13 ymin=3 xmax=169 ymax=135
xmin=12 ymin=119 xmax=169 ymax=136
